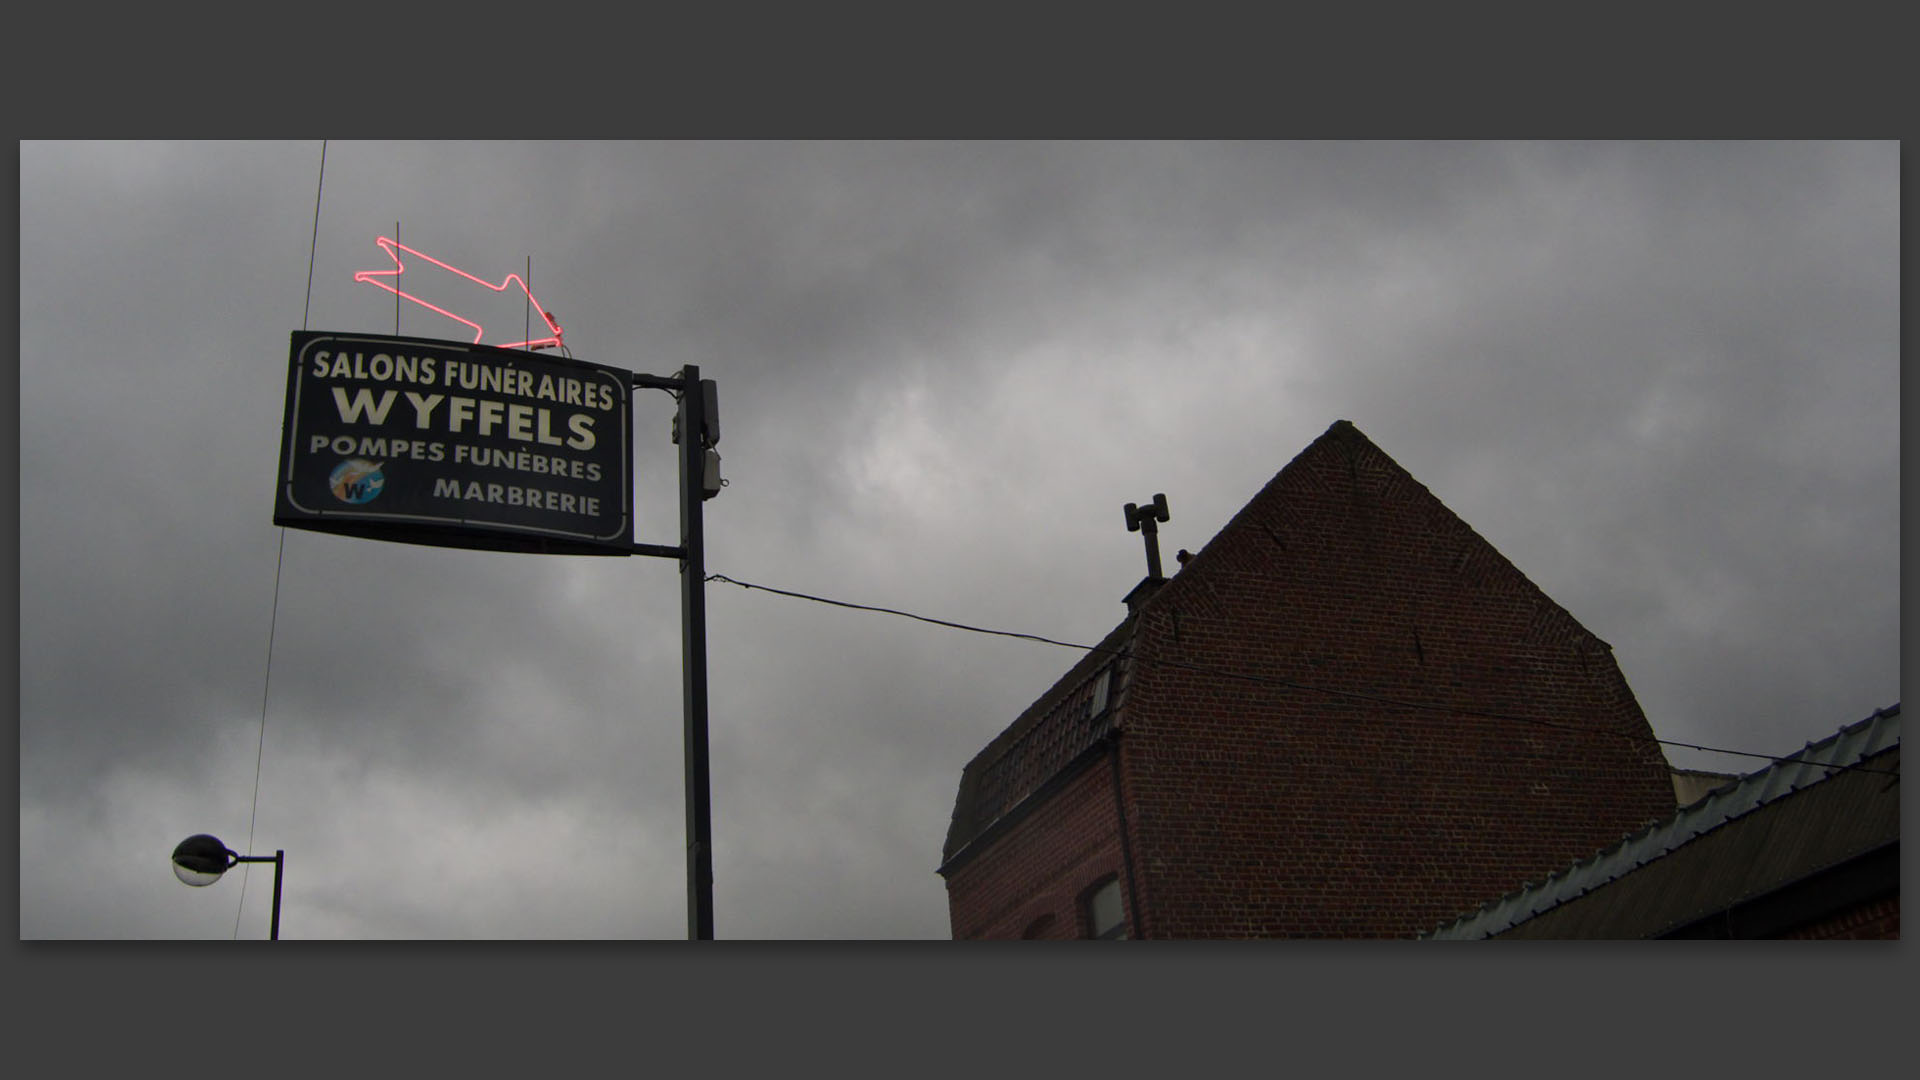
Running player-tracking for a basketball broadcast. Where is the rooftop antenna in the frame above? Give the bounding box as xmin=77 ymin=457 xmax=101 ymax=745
xmin=1125 ymin=493 xmax=1171 ymax=581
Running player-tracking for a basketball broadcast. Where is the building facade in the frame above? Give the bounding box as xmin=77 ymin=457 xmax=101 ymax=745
xmin=940 ymin=420 xmax=1681 ymax=939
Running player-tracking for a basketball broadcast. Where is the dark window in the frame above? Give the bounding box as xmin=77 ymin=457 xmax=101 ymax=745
xmin=1085 ymin=877 xmax=1127 ymax=939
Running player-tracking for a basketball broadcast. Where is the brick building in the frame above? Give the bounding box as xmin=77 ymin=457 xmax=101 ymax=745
xmin=938 ymin=420 xmax=1680 ymax=939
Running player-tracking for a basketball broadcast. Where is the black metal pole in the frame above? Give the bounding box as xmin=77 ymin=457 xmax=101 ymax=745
xmin=269 ymin=850 xmax=283 ymax=940
xmin=232 ymin=850 xmax=284 ymax=940
xmin=678 ymin=365 xmax=714 ymax=940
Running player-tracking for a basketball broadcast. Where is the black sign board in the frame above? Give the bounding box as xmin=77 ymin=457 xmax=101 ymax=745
xmin=274 ymin=331 xmax=633 ymax=554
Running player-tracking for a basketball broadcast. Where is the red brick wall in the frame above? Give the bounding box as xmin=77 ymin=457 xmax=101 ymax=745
xmin=942 ymin=422 xmax=1679 ymax=939
xmin=1115 ymin=423 xmax=1678 ymax=938
xmin=945 ymin=751 xmax=1132 ymax=940
xmin=1779 ymin=895 xmax=1900 ymax=940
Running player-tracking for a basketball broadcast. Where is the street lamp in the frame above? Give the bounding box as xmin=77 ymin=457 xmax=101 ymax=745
xmin=171 ymin=834 xmax=284 ymax=940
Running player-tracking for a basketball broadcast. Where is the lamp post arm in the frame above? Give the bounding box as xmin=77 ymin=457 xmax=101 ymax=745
xmin=230 ymin=851 xmax=284 ymax=940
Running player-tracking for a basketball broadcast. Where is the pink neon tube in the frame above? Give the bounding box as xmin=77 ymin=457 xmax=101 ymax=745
xmin=353 ymin=236 xmax=565 ymax=351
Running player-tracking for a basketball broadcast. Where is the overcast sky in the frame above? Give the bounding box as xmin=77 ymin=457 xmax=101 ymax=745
xmin=18 ymin=141 xmax=1899 ymax=940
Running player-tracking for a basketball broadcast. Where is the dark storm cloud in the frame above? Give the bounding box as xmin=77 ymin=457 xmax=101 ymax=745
xmin=19 ymin=141 xmax=1897 ymax=938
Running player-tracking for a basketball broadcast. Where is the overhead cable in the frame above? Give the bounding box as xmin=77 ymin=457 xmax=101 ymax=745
xmin=703 ymin=572 xmax=1899 ymax=779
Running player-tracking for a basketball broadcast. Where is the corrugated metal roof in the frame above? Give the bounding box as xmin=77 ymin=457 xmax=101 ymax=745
xmin=1423 ymin=703 xmax=1901 ymax=939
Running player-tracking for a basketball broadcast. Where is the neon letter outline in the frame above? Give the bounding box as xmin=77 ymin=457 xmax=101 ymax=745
xmin=352 ymin=236 xmax=565 ymax=351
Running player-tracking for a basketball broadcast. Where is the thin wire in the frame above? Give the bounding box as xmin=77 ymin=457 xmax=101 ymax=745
xmin=704 ymin=573 xmax=1901 ymax=779
xmin=706 ymin=574 xmax=1088 ymax=650
xmin=235 ymin=531 xmax=289 ymax=939
xmin=233 ymin=139 xmax=327 ymax=939
xmin=301 ymin=142 xmax=326 ymax=330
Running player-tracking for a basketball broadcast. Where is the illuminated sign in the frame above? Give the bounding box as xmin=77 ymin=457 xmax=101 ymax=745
xmin=353 ymin=237 xmax=566 ymax=352
xmin=274 ymin=331 xmax=632 ymax=555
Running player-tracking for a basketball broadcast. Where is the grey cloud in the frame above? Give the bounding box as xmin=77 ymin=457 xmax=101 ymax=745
xmin=20 ymin=141 xmax=1897 ymax=938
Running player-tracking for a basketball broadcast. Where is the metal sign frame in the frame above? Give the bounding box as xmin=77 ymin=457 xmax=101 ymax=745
xmin=274 ymin=331 xmax=633 ymax=555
